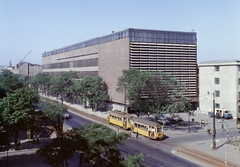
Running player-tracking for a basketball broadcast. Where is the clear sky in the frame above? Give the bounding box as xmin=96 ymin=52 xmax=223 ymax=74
xmin=1 ymin=0 xmax=240 ymax=66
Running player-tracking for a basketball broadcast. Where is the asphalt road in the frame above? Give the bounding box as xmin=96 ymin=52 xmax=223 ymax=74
xmin=66 ymin=111 xmax=203 ymax=167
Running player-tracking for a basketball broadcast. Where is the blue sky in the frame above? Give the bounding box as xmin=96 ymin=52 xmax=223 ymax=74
xmin=1 ymin=0 xmax=240 ymax=66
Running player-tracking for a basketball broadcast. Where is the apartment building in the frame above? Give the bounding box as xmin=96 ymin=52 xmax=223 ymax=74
xmin=198 ymin=60 xmax=240 ymax=119
xmin=42 ymin=28 xmax=198 ymax=111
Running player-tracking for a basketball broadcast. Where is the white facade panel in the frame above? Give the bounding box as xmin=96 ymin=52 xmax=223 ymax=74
xmin=199 ymin=61 xmax=240 ymax=119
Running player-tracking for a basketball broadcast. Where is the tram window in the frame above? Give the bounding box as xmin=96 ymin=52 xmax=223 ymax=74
xmin=157 ymin=127 xmax=161 ymax=132
xmin=134 ymin=123 xmax=137 ymax=127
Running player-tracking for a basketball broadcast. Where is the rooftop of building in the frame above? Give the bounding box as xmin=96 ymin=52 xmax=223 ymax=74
xmin=42 ymin=28 xmax=197 ymax=57
xmin=198 ymin=60 xmax=240 ymax=66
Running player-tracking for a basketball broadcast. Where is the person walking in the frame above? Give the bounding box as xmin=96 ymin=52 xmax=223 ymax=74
xmin=207 ymin=126 xmax=211 ymax=135
xmin=136 ymin=131 xmax=138 ymax=139
xmin=36 ymin=133 xmax=40 ymax=143
xmin=128 ymin=130 xmax=132 ymax=139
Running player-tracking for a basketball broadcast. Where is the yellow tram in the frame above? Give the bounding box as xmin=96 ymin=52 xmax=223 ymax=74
xmin=131 ymin=117 xmax=164 ymax=140
xmin=107 ymin=110 xmax=132 ymax=129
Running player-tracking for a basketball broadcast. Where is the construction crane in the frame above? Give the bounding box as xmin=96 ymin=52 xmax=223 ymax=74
xmin=17 ymin=50 xmax=31 ymax=67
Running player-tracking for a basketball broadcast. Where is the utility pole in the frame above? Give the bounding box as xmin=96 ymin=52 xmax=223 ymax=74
xmin=212 ymin=92 xmax=217 ymax=150
xmin=124 ymin=83 xmax=127 ymax=112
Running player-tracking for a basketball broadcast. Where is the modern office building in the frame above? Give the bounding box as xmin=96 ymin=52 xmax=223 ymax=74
xmin=198 ymin=60 xmax=240 ymax=119
xmin=42 ymin=28 xmax=198 ymax=111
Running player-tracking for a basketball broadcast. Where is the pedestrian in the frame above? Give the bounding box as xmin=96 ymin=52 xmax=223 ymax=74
xmin=36 ymin=133 xmax=40 ymax=143
xmin=16 ymin=138 xmax=21 ymax=150
xmin=136 ymin=131 xmax=138 ymax=139
xmin=128 ymin=130 xmax=132 ymax=139
xmin=33 ymin=133 xmax=36 ymax=144
xmin=207 ymin=126 xmax=211 ymax=135
xmin=221 ymin=124 xmax=224 ymax=130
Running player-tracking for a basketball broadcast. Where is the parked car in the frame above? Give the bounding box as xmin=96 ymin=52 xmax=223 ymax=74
xmin=168 ymin=113 xmax=183 ymax=122
xmin=156 ymin=114 xmax=171 ymax=125
xmin=62 ymin=112 xmax=69 ymax=119
xmin=157 ymin=117 xmax=171 ymax=125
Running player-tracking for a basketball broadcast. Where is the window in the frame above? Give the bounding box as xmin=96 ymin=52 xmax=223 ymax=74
xmin=215 ymin=103 xmax=220 ymax=108
xmin=215 ymin=66 xmax=220 ymax=71
xmin=215 ymin=78 xmax=220 ymax=84
xmin=238 ymin=78 xmax=240 ymax=85
xmin=215 ymin=90 xmax=220 ymax=97
xmin=238 ymin=65 xmax=240 ymax=71
xmin=238 ymin=92 xmax=240 ymax=99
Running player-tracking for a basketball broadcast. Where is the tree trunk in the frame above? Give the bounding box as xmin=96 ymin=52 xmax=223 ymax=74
xmin=14 ymin=129 xmax=19 ymax=150
xmin=64 ymin=158 xmax=68 ymax=167
xmin=84 ymin=99 xmax=86 ymax=109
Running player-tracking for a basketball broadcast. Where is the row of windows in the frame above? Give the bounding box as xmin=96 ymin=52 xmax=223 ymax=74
xmin=215 ymin=78 xmax=240 ymax=85
xmin=42 ymin=58 xmax=98 ymax=69
xmin=215 ymin=65 xmax=240 ymax=71
xmin=44 ymin=71 xmax=98 ymax=77
xmin=214 ymin=89 xmax=240 ymax=99
xmin=134 ymin=123 xmax=155 ymax=131
xmin=57 ymin=52 xmax=98 ymax=61
xmin=130 ymin=38 xmax=195 ymax=44
xmin=109 ymin=115 xmax=123 ymax=121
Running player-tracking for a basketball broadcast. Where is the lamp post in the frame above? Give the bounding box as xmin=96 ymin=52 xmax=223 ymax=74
xmin=188 ymin=111 xmax=190 ymax=132
xmin=212 ymin=92 xmax=217 ymax=150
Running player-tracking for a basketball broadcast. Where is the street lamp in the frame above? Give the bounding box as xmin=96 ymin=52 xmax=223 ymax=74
xmin=212 ymin=92 xmax=217 ymax=150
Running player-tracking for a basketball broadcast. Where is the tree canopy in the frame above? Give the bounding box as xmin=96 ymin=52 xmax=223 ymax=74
xmin=39 ymin=100 xmax=67 ymax=136
xmin=49 ymin=71 xmax=78 ymax=104
xmin=74 ymin=76 xmax=108 ymax=110
xmin=31 ymin=72 xmax=51 ymax=94
xmin=0 ymin=88 xmax=39 ymax=147
xmin=0 ymin=69 xmax=24 ymax=98
xmin=37 ymin=123 xmax=145 ymax=167
xmin=116 ymin=69 xmax=191 ymax=115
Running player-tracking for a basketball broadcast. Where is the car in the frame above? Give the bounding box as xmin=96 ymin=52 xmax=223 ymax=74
xmin=156 ymin=114 xmax=171 ymax=125
xmin=62 ymin=112 xmax=69 ymax=119
xmin=157 ymin=117 xmax=171 ymax=125
xmin=168 ymin=113 xmax=183 ymax=122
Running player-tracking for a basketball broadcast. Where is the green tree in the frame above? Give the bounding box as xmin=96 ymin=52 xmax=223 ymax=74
xmin=37 ymin=123 xmax=145 ymax=167
xmin=31 ymin=73 xmax=51 ymax=95
xmin=40 ymin=100 xmax=67 ymax=135
xmin=37 ymin=130 xmax=76 ymax=167
xmin=49 ymin=71 xmax=78 ymax=104
xmin=78 ymin=76 xmax=108 ymax=110
xmin=120 ymin=153 xmax=145 ymax=167
xmin=0 ymin=88 xmax=39 ymax=148
xmin=116 ymin=69 xmax=191 ymax=115
xmin=0 ymin=69 xmax=24 ymax=98
xmin=78 ymin=123 xmax=128 ymax=166
xmin=17 ymin=74 xmax=32 ymax=88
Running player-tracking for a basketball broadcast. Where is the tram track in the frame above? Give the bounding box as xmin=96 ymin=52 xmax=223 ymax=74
xmin=162 ymin=141 xmax=239 ymax=167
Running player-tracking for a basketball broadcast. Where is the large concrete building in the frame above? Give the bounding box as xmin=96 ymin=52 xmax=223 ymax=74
xmin=42 ymin=28 xmax=198 ymax=111
xmin=198 ymin=60 xmax=240 ymax=119
xmin=12 ymin=62 xmax=42 ymax=76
